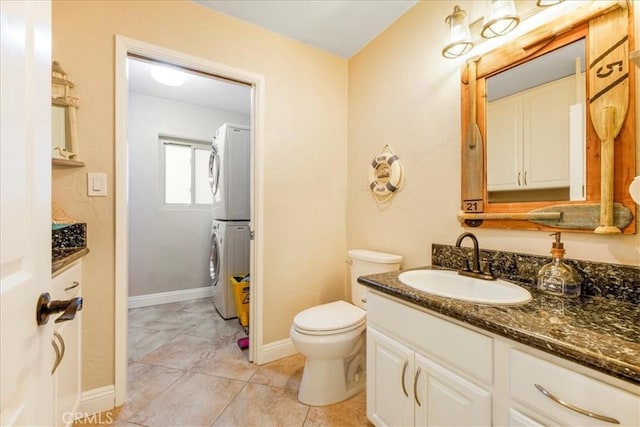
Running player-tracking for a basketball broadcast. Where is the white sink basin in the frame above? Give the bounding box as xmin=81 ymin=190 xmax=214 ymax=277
xmin=398 ymin=270 xmax=531 ymax=305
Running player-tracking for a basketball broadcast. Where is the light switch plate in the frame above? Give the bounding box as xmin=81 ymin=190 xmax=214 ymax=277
xmin=87 ymin=173 xmax=107 ymax=197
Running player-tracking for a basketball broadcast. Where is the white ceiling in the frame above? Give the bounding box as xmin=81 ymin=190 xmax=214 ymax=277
xmin=194 ymin=0 xmax=419 ymax=58
xmin=127 ymin=57 xmax=252 ymax=114
xmin=128 ymin=1 xmax=418 ymax=113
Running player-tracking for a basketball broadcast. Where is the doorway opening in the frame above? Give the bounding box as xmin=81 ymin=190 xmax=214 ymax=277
xmin=126 ymin=56 xmax=250 ymax=313
xmin=114 ymin=36 xmax=265 ymax=407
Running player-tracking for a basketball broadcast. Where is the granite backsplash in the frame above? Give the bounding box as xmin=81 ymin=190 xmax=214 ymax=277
xmin=432 ymin=244 xmax=640 ymax=305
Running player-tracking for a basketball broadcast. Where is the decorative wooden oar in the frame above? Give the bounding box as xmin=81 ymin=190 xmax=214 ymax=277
xmin=457 ymin=203 xmax=633 ymax=230
xmin=588 ymin=6 xmax=629 ymax=234
xmin=461 ymin=57 xmax=484 ymax=218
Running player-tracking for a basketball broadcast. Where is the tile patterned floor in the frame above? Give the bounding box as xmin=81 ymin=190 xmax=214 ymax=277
xmin=74 ymin=298 xmax=371 ymax=426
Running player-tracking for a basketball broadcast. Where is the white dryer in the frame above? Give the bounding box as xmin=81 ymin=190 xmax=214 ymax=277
xmin=210 ymin=219 xmax=250 ymax=319
xmin=209 ymin=123 xmax=251 ymax=221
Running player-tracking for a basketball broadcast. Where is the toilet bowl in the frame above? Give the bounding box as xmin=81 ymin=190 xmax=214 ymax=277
xmin=290 ymin=249 xmax=402 ymax=406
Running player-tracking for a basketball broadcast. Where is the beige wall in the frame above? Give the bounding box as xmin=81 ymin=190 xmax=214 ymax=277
xmin=347 ymin=0 xmax=640 ymax=269
xmin=52 ymin=0 xmax=348 ymax=391
xmin=53 ymin=0 xmax=639 ymax=394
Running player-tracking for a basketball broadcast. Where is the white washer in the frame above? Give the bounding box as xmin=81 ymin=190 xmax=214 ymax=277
xmin=209 ymin=220 xmax=250 ymax=319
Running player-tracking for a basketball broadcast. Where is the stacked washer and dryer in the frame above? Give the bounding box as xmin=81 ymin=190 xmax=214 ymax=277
xmin=209 ymin=123 xmax=251 ymax=320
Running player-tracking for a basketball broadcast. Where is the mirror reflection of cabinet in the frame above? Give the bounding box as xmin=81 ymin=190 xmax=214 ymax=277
xmin=486 ymin=38 xmax=586 ymax=204
xmin=487 ymin=74 xmax=582 ymax=202
xmin=52 ymin=61 xmax=83 ymax=167
xmin=460 ymin=2 xmax=636 ymax=234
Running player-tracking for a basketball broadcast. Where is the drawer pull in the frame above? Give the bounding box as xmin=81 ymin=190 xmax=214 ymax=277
xmin=51 ymin=331 xmax=65 ymax=375
xmin=534 ymin=384 xmax=620 ymax=424
xmin=401 ymin=360 xmax=409 ymax=397
xmin=65 ymin=281 xmax=80 ymax=291
xmin=55 ymin=331 xmax=66 ymax=362
xmin=413 ymin=367 xmax=422 ymax=407
xmin=51 ymin=336 xmax=61 ymax=375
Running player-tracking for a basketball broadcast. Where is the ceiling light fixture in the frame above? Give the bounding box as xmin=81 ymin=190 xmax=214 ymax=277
xmin=481 ymin=0 xmax=520 ymax=39
xmin=442 ymin=5 xmax=474 ymax=59
xmin=536 ymin=0 xmax=565 ymax=6
xmin=150 ymin=64 xmax=186 ymax=87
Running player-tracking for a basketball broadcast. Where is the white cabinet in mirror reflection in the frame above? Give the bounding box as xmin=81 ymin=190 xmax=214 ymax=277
xmin=487 ymin=74 xmax=585 ymax=203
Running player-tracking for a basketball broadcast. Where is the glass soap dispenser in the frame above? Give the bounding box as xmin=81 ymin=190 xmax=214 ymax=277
xmin=537 ymin=232 xmax=581 ymax=297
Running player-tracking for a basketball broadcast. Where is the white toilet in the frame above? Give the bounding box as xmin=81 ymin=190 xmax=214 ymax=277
xmin=290 ymin=249 xmax=403 ymax=406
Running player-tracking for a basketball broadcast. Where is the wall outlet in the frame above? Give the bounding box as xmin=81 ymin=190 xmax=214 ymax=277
xmin=87 ymin=173 xmax=107 ymax=197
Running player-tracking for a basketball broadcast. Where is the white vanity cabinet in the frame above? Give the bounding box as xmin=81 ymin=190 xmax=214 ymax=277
xmin=487 ymin=74 xmax=578 ymax=192
xmin=367 ymin=291 xmax=492 ymax=426
xmin=502 ymin=347 xmax=640 ymax=426
xmin=367 ymin=328 xmax=415 ymax=426
xmin=51 ymin=260 xmax=82 ymax=427
xmin=367 ymin=290 xmax=640 ymax=427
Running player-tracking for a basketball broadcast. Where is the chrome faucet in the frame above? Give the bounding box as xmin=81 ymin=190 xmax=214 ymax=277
xmin=455 ymin=232 xmax=496 ymax=281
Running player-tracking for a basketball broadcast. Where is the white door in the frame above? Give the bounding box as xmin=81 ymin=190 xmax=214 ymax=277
xmin=0 ymin=1 xmax=54 ymax=425
xmin=366 ymin=327 xmax=415 ymax=427
xmin=414 ymin=353 xmax=492 ymax=426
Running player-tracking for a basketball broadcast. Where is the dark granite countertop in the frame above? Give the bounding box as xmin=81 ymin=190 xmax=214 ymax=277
xmin=359 ymin=267 xmax=640 ymax=386
xmin=52 ymin=247 xmax=89 ymax=275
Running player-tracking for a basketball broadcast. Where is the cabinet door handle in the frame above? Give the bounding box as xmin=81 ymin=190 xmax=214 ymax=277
xmin=517 ymin=172 xmax=521 ymax=186
xmin=401 ymin=360 xmax=409 ymax=397
xmin=524 ymin=171 xmax=528 ymax=186
xmin=534 ymin=384 xmax=620 ymax=424
xmin=55 ymin=331 xmax=66 ymax=361
xmin=413 ymin=367 xmax=422 ymax=407
xmin=65 ymin=281 xmax=80 ymax=291
xmin=51 ymin=335 xmax=61 ymax=374
xmin=51 ymin=331 xmax=65 ymax=375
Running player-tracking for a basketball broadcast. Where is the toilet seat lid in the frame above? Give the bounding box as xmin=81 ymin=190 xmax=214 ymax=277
xmin=293 ymin=301 xmax=366 ymax=333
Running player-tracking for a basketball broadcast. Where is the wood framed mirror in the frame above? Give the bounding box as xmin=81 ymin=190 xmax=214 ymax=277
xmin=460 ymin=1 xmax=636 ymax=234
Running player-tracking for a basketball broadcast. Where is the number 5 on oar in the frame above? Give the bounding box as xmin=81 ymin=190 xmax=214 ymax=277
xmin=589 ymin=6 xmax=629 ymax=234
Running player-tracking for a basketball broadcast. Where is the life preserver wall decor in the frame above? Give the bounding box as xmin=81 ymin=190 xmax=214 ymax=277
xmin=369 ymin=144 xmax=404 ymax=203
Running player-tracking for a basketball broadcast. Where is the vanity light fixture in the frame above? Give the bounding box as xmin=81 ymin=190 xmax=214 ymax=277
xmin=481 ymin=0 xmax=520 ymax=39
xmin=442 ymin=5 xmax=474 ymax=59
xmin=442 ymin=0 xmax=567 ymax=59
xmin=150 ymin=64 xmax=186 ymax=87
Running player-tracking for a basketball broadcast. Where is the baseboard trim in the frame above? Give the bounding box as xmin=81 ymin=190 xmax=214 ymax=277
xmin=259 ymin=337 xmax=298 ymax=364
xmin=128 ymin=286 xmax=213 ymax=309
xmin=77 ymin=385 xmax=115 ymax=418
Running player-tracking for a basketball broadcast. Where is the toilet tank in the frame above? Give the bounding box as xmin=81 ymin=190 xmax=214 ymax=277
xmin=348 ymin=249 xmax=402 ymax=309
